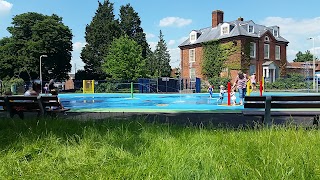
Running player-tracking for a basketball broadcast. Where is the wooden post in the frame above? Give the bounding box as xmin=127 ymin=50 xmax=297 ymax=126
xmin=264 ymin=96 xmax=271 ymax=126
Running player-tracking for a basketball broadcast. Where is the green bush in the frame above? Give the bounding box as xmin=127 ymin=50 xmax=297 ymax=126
xmin=95 ymin=82 xmax=118 ymax=93
xmin=1 ymin=77 xmax=25 ymax=94
xmin=265 ymin=73 xmax=307 ymax=90
xmin=208 ymin=77 xmax=231 ymax=89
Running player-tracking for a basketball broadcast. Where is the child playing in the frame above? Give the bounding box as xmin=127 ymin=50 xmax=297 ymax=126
xmin=217 ymin=85 xmax=226 ymax=104
xmin=230 ymin=88 xmax=237 ymax=105
xmin=207 ymin=85 xmax=214 ymax=98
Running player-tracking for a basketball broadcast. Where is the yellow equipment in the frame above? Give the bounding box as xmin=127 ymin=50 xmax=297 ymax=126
xmin=83 ymin=80 xmax=95 ymax=93
xmin=246 ymin=79 xmax=253 ymax=96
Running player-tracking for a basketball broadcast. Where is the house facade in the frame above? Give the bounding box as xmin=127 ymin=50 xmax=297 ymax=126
xmin=179 ymin=10 xmax=289 ymax=84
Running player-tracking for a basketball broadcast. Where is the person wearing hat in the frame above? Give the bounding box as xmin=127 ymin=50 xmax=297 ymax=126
xmin=217 ymin=85 xmax=226 ymax=104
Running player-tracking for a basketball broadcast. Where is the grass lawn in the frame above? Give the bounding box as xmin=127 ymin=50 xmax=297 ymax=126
xmin=0 ymin=117 xmax=320 ymax=179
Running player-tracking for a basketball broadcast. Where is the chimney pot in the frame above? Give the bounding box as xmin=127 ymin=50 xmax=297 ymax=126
xmin=238 ymin=17 xmax=244 ymax=21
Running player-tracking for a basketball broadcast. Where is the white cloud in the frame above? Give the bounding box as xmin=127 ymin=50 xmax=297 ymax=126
xmin=148 ymin=41 xmax=157 ymax=51
xmin=73 ymin=41 xmax=86 ymax=52
xmin=0 ymin=0 xmax=12 ymax=16
xmin=159 ymin=17 xmax=192 ymax=27
xmin=146 ymin=33 xmax=155 ymax=39
xmin=168 ymin=40 xmax=175 ymax=46
xmin=260 ymin=17 xmax=320 ymax=61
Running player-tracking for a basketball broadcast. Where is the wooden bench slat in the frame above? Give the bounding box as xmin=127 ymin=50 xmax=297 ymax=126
xmin=244 ymin=103 xmax=265 ymax=108
xmin=243 ymin=110 xmax=320 ymax=116
xmin=0 ymin=95 xmax=70 ymax=119
xmin=243 ymin=95 xmax=320 ymax=125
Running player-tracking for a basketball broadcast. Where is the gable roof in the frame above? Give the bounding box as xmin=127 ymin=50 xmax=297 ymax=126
xmin=179 ymin=20 xmax=289 ymax=47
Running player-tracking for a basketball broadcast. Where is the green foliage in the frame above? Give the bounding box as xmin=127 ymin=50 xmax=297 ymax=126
xmin=0 ymin=12 xmax=72 ymax=81
xmin=207 ymin=77 xmax=231 ymax=88
xmin=81 ymin=0 xmax=120 ymax=80
xmin=265 ymin=73 xmax=307 ymax=90
xmin=202 ymin=40 xmax=239 ymax=79
xmin=95 ymin=82 xmax=117 ymax=93
xmin=1 ymin=77 xmax=25 ymax=94
xmin=119 ymin=4 xmax=148 ymax=59
xmin=241 ymin=40 xmax=251 ymax=72
xmin=144 ymin=46 xmax=156 ymax=78
xmin=153 ymin=30 xmax=171 ymax=77
xmin=102 ymin=36 xmax=145 ymax=80
xmin=293 ymin=50 xmax=315 ymax=62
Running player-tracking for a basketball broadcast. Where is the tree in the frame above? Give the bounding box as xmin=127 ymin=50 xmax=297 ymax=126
xmin=102 ymin=36 xmax=145 ymax=80
xmin=202 ymin=40 xmax=238 ymax=79
xmin=154 ymin=30 xmax=171 ymax=77
xmin=144 ymin=46 xmax=156 ymax=77
xmin=119 ymin=4 xmax=148 ymax=59
xmin=293 ymin=50 xmax=314 ymax=62
xmin=0 ymin=12 xmax=72 ymax=81
xmin=81 ymin=0 xmax=120 ymax=80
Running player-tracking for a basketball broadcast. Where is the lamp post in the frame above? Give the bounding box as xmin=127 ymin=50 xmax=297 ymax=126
xmin=308 ymin=37 xmax=316 ymax=90
xmin=40 ymin=55 xmax=48 ymax=94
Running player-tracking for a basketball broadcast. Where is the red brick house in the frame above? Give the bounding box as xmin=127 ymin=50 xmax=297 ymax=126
xmin=179 ymin=10 xmax=289 ymax=84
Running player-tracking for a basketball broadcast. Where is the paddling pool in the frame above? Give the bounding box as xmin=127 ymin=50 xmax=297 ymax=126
xmin=58 ymin=92 xmax=318 ymax=113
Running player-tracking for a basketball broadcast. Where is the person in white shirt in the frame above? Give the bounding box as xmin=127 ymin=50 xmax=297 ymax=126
xmin=217 ymin=85 xmax=226 ymax=104
xmin=230 ymin=88 xmax=237 ymax=105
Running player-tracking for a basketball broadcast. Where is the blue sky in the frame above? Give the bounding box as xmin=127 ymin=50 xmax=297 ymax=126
xmin=1 ymin=0 xmax=320 ymax=73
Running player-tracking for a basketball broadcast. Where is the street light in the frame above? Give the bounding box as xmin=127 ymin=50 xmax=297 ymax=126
xmin=40 ymin=55 xmax=48 ymax=94
xmin=308 ymin=38 xmax=316 ymax=90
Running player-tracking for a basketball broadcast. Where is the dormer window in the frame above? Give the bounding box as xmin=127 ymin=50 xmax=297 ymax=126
xmin=248 ymin=25 xmax=254 ymax=33
xmin=190 ymin=34 xmax=196 ymax=41
xmin=189 ymin=31 xmax=199 ymax=43
xmin=221 ymin=23 xmax=230 ymax=35
xmin=222 ymin=27 xmax=228 ymax=34
xmin=264 ymin=36 xmax=270 ymax=42
xmin=273 ymin=29 xmax=278 ymax=37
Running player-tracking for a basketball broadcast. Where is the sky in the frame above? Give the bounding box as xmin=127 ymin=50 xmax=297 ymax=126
xmin=1 ymin=0 xmax=320 ymax=74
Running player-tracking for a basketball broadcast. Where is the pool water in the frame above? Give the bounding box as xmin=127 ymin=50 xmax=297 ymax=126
xmin=59 ymin=92 xmax=317 ymax=113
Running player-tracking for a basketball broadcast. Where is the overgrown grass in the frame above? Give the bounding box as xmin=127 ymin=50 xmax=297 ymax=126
xmin=0 ymin=117 xmax=320 ymax=179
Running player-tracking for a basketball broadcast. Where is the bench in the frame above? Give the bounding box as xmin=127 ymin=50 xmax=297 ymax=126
xmin=1 ymin=95 xmax=70 ymax=119
xmin=243 ymin=95 xmax=320 ymax=125
xmin=38 ymin=95 xmax=70 ymax=116
xmin=5 ymin=96 xmax=40 ymax=119
xmin=0 ymin=96 xmax=5 ymax=112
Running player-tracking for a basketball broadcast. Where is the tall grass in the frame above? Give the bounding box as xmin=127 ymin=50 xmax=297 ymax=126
xmin=0 ymin=117 xmax=319 ymax=179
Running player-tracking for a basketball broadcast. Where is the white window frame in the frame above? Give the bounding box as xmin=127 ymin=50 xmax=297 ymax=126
xmin=275 ymin=45 xmax=280 ymax=60
xmin=222 ymin=26 xmax=228 ymax=35
xmin=250 ymin=42 xmax=256 ymax=58
xmin=248 ymin=25 xmax=254 ymax=33
xmin=190 ymin=34 xmax=196 ymax=41
xmin=265 ymin=36 xmax=270 ymax=42
xmin=264 ymin=44 xmax=270 ymax=59
xmin=190 ymin=68 xmax=196 ymax=81
xmin=189 ymin=49 xmax=195 ymax=63
xmin=273 ymin=29 xmax=278 ymax=37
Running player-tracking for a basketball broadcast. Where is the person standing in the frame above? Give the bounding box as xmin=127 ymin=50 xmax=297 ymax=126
xmin=207 ymin=85 xmax=214 ymax=98
xmin=250 ymin=73 xmax=256 ymax=91
xmin=232 ymin=71 xmax=247 ymax=105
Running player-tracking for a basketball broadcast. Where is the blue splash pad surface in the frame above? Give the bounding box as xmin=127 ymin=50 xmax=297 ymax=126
xmin=58 ymin=92 xmax=318 ymax=112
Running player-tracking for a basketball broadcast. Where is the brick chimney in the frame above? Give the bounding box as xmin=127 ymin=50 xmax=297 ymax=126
xmin=238 ymin=17 xmax=244 ymax=21
xmin=212 ymin=10 xmax=224 ymax=28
